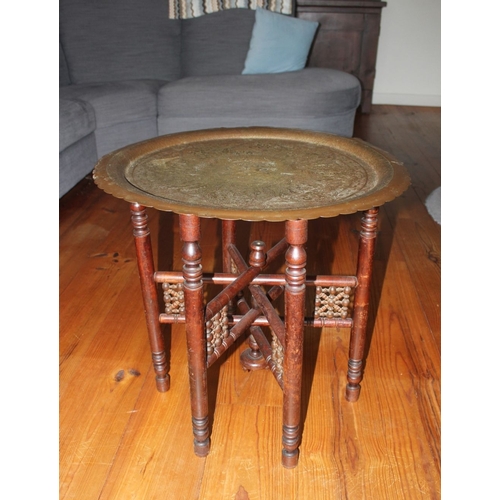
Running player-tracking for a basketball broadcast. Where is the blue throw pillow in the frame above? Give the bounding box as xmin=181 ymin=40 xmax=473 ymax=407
xmin=242 ymin=8 xmax=319 ymax=75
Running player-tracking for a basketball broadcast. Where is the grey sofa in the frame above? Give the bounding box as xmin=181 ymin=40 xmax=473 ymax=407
xmin=59 ymin=0 xmax=362 ymax=198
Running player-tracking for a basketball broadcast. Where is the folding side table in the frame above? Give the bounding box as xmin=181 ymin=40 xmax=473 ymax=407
xmin=93 ymin=127 xmax=410 ymax=468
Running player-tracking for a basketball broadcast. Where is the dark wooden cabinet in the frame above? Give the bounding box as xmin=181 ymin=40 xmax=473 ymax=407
xmin=297 ymin=0 xmax=387 ymax=113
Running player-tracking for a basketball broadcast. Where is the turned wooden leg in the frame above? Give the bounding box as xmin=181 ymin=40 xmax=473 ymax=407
xmin=222 ymin=219 xmax=236 ymax=275
xmin=282 ymin=220 xmax=307 ymax=468
xmin=180 ymin=214 xmax=210 ymax=457
xmin=222 ymin=219 xmax=238 ymax=316
xmin=130 ymin=204 xmax=169 ymax=392
xmin=346 ymin=207 xmax=378 ymax=402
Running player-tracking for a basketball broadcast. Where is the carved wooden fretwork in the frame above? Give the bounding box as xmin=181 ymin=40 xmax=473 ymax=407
xmin=314 ymin=286 xmax=353 ymax=320
xmin=206 ymin=305 xmax=229 ymax=355
xmin=162 ymin=282 xmax=185 ymax=315
xmin=271 ymin=331 xmax=284 ymax=379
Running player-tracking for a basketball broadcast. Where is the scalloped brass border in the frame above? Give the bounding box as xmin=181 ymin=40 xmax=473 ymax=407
xmin=93 ymin=127 xmax=410 ymax=221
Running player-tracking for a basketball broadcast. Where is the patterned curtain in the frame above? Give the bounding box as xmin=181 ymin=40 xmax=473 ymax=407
xmin=169 ymin=0 xmax=293 ymax=19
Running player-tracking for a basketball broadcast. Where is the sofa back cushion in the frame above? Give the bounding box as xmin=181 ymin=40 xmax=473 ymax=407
xmin=180 ymin=9 xmax=255 ymax=77
xmin=60 ymin=0 xmax=181 ymax=84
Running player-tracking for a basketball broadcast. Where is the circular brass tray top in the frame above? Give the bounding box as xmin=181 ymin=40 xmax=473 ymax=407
xmin=93 ymin=127 xmax=410 ymax=221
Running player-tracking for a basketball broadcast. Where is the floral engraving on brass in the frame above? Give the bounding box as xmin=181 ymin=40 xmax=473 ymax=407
xmin=125 ymin=139 xmax=379 ymax=211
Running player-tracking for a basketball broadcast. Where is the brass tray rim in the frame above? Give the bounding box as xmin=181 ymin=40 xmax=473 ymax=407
xmin=93 ymin=127 xmax=411 ymax=222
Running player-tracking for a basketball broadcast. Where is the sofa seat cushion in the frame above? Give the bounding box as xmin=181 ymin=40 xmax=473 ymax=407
xmin=60 ymin=80 xmax=165 ymax=128
xmin=60 ymin=80 xmax=166 ymax=157
xmin=59 ymin=98 xmax=96 ymax=153
xmin=157 ymin=68 xmax=361 ymax=137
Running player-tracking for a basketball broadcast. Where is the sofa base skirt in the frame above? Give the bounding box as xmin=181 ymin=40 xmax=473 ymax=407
xmin=158 ymin=109 xmax=357 ymax=139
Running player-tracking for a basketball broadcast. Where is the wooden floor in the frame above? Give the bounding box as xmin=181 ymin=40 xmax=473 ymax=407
xmin=60 ymin=105 xmax=441 ymax=499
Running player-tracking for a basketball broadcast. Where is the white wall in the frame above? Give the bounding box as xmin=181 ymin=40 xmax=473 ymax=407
xmin=372 ymin=0 xmax=441 ymax=106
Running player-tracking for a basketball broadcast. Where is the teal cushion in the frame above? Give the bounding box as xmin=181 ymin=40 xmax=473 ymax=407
xmin=242 ymin=8 xmax=319 ymax=75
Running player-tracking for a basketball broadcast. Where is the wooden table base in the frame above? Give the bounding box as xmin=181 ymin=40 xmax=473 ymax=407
xmin=130 ymin=203 xmax=378 ymax=468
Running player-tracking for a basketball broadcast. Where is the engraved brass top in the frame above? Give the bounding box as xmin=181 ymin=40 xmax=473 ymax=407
xmin=93 ymin=127 xmax=410 ymax=221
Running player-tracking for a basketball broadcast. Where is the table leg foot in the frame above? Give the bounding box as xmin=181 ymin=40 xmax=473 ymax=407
xmin=193 ymin=443 xmax=210 ymax=458
xmin=155 ymin=376 xmax=170 ymax=393
xmin=282 ymin=451 xmax=299 ymax=469
xmin=282 ymin=424 xmax=300 ymax=468
xmin=240 ymin=334 xmax=267 ymax=371
xmin=345 ymin=359 xmax=363 ymax=402
xmin=345 ymin=386 xmax=361 ymax=402
xmin=240 ymin=348 xmax=267 ymax=371
xmin=192 ymin=416 xmax=211 ymax=457
xmin=152 ymin=351 xmax=170 ymax=392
